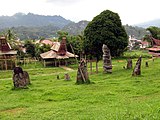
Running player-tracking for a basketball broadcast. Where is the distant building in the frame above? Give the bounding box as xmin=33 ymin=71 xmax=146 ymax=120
xmin=128 ymin=35 xmax=149 ymax=50
xmin=140 ymin=41 xmax=149 ymax=49
xmin=0 ymin=37 xmax=17 ymax=70
xmin=147 ymin=37 xmax=160 ymax=57
xmin=128 ymin=35 xmax=141 ymax=50
xmin=35 ymin=39 xmax=54 ymax=46
xmin=40 ymin=37 xmax=78 ymax=67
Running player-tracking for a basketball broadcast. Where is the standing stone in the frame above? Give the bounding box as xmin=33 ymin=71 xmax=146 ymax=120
xmin=76 ymin=58 xmax=90 ymax=84
xmin=23 ymin=71 xmax=30 ymax=85
xmin=102 ymin=44 xmax=112 ymax=73
xmin=65 ymin=73 xmax=70 ymax=80
xmin=12 ymin=67 xmax=30 ymax=88
xmin=145 ymin=61 xmax=149 ymax=67
xmin=57 ymin=75 xmax=60 ymax=80
xmin=127 ymin=58 xmax=132 ymax=69
xmin=132 ymin=56 xmax=142 ymax=76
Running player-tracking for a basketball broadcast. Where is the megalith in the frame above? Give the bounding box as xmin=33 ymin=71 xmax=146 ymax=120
xmin=76 ymin=58 xmax=90 ymax=84
xmin=102 ymin=44 xmax=112 ymax=73
xmin=132 ymin=56 xmax=142 ymax=76
xmin=12 ymin=67 xmax=30 ymax=88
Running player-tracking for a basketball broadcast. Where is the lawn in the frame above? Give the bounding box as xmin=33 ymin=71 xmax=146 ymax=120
xmin=0 ymin=53 xmax=160 ymax=120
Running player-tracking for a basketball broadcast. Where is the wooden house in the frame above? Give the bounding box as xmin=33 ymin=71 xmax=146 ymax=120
xmin=147 ymin=37 xmax=160 ymax=57
xmin=0 ymin=37 xmax=17 ymax=70
xmin=40 ymin=37 xmax=78 ymax=67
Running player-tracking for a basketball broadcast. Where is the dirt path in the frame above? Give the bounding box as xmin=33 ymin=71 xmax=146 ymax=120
xmin=59 ymin=66 xmax=74 ymax=71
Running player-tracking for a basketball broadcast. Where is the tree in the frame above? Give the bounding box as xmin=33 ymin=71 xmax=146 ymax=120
xmin=146 ymin=26 xmax=160 ymax=39
xmin=24 ymin=40 xmax=35 ymax=57
xmin=84 ymin=10 xmax=128 ymax=60
xmin=67 ymin=35 xmax=84 ymax=58
xmin=34 ymin=43 xmax=51 ymax=59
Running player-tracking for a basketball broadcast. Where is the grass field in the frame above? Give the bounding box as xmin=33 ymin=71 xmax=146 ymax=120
xmin=0 ymin=52 xmax=160 ymax=120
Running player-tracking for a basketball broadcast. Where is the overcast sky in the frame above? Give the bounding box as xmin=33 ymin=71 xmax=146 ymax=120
xmin=0 ymin=0 xmax=159 ymax=25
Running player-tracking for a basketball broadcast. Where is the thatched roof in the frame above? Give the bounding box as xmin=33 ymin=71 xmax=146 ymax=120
xmin=0 ymin=50 xmax=17 ymax=55
xmin=40 ymin=50 xmax=77 ymax=59
xmin=51 ymin=42 xmax=60 ymax=51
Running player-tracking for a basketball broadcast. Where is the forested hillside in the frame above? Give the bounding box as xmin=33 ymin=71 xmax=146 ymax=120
xmin=0 ymin=13 xmax=72 ymax=29
xmin=62 ymin=20 xmax=89 ymax=35
xmin=0 ymin=13 xmax=148 ymax=40
xmin=9 ymin=25 xmax=60 ymax=40
xmin=124 ymin=24 xmax=148 ymax=39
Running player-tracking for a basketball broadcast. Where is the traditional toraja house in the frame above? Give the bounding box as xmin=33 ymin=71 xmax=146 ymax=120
xmin=147 ymin=37 xmax=160 ymax=57
xmin=0 ymin=37 xmax=17 ymax=70
xmin=40 ymin=37 xmax=78 ymax=67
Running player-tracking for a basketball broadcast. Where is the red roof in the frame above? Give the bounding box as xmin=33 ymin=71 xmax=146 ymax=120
xmin=35 ymin=39 xmax=53 ymax=46
xmin=141 ymin=41 xmax=149 ymax=45
xmin=151 ymin=37 xmax=160 ymax=46
xmin=41 ymin=40 xmax=53 ymax=46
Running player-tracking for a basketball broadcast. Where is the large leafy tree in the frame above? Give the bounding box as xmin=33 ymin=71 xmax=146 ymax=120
xmin=84 ymin=10 xmax=128 ymax=59
xmin=67 ymin=35 xmax=84 ymax=58
xmin=24 ymin=40 xmax=36 ymax=57
xmin=146 ymin=26 xmax=160 ymax=39
xmin=57 ymin=31 xmax=84 ymax=58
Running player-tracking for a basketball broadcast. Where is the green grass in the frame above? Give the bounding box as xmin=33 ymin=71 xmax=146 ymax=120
xmin=123 ymin=50 xmax=152 ymax=58
xmin=0 ymin=54 xmax=160 ymax=119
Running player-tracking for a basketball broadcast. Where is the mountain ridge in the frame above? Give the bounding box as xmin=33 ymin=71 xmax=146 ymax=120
xmin=134 ymin=18 xmax=160 ymax=28
xmin=0 ymin=12 xmax=73 ymax=29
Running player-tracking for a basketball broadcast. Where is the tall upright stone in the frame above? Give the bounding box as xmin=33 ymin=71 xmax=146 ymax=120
xmin=102 ymin=44 xmax=112 ymax=73
xmin=132 ymin=56 xmax=142 ymax=76
xmin=76 ymin=58 xmax=90 ymax=84
xmin=12 ymin=67 xmax=30 ymax=88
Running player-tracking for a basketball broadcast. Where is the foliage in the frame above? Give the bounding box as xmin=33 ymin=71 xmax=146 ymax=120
xmin=24 ymin=40 xmax=36 ymax=57
xmin=84 ymin=10 xmax=128 ymax=60
xmin=8 ymin=25 xmax=60 ymax=40
xmin=57 ymin=31 xmax=68 ymax=40
xmin=0 ymin=53 xmax=160 ymax=119
xmin=67 ymin=35 xmax=84 ymax=58
xmin=34 ymin=43 xmax=51 ymax=59
xmin=57 ymin=31 xmax=84 ymax=57
xmin=146 ymin=26 xmax=160 ymax=39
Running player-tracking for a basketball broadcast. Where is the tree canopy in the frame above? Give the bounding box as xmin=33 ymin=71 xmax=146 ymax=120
xmin=84 ymin=10 xmax=128 ymax=59
xmin=146 ymin=26 xmax=160 ymax=39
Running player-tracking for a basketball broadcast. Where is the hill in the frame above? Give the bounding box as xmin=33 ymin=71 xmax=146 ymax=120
xmin=124 ymin=24 xmax=148 ymax=39
xmin=10 ymin=25 xmax=60 ymax=40
xmin=0 ymin=13 xmax=73 ymax=29
xmin=62 ymin=20 xmax=89 ymax=35
xmin=135 ymin=19 xmax=160 ymax=28
xmin=0 ymin=13 xmax=148 ymax=40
